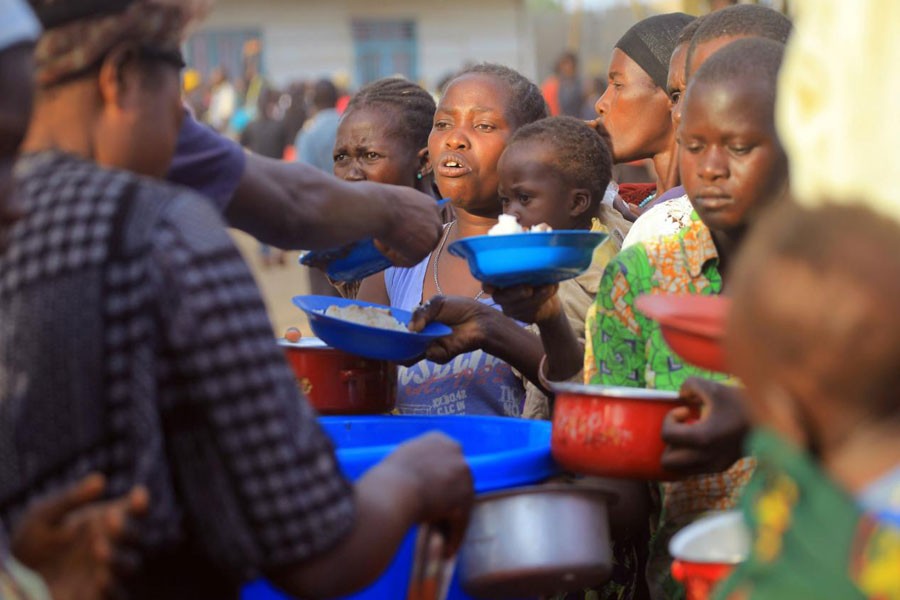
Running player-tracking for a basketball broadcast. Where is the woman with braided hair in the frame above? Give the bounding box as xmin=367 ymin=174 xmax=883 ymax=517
xmin=328 ymin=77 xmax=448 ymax=298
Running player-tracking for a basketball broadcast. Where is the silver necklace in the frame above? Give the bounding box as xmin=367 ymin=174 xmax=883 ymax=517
xmin=433 ymin=221 xmax=485 ymax=301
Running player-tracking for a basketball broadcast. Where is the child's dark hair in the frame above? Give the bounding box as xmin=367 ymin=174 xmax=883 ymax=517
xmin=689 ymin=38 xmax=785 ymax=106
xmin=506 ymin=116 xmax=613 ymax=203
xmin=732 ymin=201 xmax=900 ymax=418
xmin=345 ymin=77 xmax=437 ymax=154
xmin=453 ymin=63 xmax=549 ymax=129
xmin=686 ymin=5 xmax=792 ymax=76
xmin=676 ymin=14 xmax=705 ymax=47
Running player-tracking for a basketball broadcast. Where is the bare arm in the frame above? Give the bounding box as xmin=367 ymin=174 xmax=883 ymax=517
xmin=409 ymin=296 xmax=548 ymax=392
xmin=225 ymin=153 xmax=443 ymax=266
xmin=489 ymin=285 xmax=584 ymax=384
xmin=265 ymin=433 xmax=473 ymax=599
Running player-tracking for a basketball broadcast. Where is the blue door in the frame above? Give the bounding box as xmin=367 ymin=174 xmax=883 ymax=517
xmin=352 ymin=20 xmax=418 ymax=85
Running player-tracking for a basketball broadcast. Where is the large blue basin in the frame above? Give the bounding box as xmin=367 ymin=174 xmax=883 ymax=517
xmin=243 ymin=415 xmax=557 ymax=600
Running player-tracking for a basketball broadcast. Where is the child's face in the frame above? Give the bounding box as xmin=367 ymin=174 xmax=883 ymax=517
xmin=333 ymin=106 xmax=420 ymax=189
xmin=0 ymin=44 xmax=35 ymax=251
xmin=428 ymin=73 xmax=514 ymax=217
xmin=497 ymin=139 xmax=579 ymax=231
xmin=678 ymin=78 xmax=787 ymax=234
xmin=594 ymin=48 xmax=672 ymax=163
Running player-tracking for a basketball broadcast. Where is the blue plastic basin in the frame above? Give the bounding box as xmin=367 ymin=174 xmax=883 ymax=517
xmin=242 ymin=415 xmax=557 ymax=600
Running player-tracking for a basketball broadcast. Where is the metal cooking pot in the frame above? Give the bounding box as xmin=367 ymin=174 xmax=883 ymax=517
xmin=459 ymin=484 xmax=615 ymax=599
xmin=279 ymin=338 xmax=397 ymax=415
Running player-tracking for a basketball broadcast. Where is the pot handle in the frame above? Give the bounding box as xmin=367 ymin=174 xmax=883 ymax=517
xmin=340 ymin=368 xmax=379 ymax=406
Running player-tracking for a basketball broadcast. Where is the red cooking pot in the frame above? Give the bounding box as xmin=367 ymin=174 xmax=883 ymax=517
xmin=634 ymin=294 xmax=731 ymax=373
xmin=549 ymin=383 xmax=697 ymax=480
xmin=670 ymin=511 xmax=749 ymax=600
xmin=279 ymin=338 xmax=397 ymax=415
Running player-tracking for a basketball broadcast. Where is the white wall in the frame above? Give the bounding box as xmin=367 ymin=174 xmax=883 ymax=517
xmin=200 ymin=0 xmax=536 ymax=91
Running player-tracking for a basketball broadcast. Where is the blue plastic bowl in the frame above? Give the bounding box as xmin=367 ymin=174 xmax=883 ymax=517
xmin=299 ymin=239 xmax=392 ymax=282
xmin=242 ymin=416 xmax=557 ymax=600
xmin=449 ymin=230 xmax=609 ymax=287
xmin=299 ymin=199 xmax=451 ymax=282
xmin=292 ymin=295 xmax=452 ymax=362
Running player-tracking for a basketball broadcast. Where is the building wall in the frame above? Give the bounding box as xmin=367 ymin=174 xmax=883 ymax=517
xmin=198 ymin=0 xmax=536 ymax=91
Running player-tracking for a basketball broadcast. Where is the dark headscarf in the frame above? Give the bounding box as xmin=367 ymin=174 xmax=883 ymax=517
xmin=615 ymin=12 xmax=695 ymax=90
xmin=28 ymin=0 xmax=210 ymax=86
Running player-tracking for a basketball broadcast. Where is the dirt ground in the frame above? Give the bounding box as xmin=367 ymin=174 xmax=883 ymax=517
xmin=229 ymin=229 xmax=314 ymax=338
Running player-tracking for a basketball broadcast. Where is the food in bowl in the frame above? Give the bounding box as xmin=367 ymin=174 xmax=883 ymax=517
xmin=322 ymin=304 xmax=409 ymax=333
xmin=488 ymin=214 xmax=553 ymax=235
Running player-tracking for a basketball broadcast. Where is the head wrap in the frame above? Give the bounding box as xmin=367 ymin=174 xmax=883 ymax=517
xmin=778 ymin=0 xmax=900 ymax=226
xmin=0 ymin=0 xmax=41 ymax=51
xmin=615 ymin=12 xmax=695 ymax=90
xmin=28 ymin=0 xmax=211 ymax=86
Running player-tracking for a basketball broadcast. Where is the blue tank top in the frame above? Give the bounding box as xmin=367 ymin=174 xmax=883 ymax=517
xmin=384 ymin=255 xmax=525 ymax=417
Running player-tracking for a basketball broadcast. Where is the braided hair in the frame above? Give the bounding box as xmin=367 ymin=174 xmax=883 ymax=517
xmin=506 ymin=116 xmax=613 ymax=204
xmin=345 ymin=77 xmax=436 ymax=154
xmin=453 ymin=63 xmax=549 ymax=129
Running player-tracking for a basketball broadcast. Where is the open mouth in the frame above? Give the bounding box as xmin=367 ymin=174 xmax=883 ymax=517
xmin=436 ymin=153 xmax=472 ymax=178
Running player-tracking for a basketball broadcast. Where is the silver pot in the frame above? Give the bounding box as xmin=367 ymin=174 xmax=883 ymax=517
xmin=459 ymin=484 xmax=615 ymax=599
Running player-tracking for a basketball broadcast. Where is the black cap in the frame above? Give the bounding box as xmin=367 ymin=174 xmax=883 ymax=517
xmin=28 ymin=0 xmax=137 ymax=29
xmin=615 ymin=12 xmax=695 ymax=90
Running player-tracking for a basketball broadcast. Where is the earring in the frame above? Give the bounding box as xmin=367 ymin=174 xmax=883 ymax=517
xmin=417 ymin=172 xmax=424 ymax=180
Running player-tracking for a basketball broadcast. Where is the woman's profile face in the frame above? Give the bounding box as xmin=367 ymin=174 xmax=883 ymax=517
xmin=594 ymin=48 xmax=672 ymax=163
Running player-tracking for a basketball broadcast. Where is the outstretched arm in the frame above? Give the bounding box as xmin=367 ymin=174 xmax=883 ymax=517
xmin=226 ymin=153 xmax=443 ymax=265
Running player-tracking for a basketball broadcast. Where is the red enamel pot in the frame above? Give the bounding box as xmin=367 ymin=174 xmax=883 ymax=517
xmin=635 ymin=294 xmax=731 ymax=374
xmin=279 ymin=338 xmax=397 ymax=415
xmin=549 ymin=383 xmax=697 ymax=481
xmin=670 ymin=511 xmax=749 ymax=600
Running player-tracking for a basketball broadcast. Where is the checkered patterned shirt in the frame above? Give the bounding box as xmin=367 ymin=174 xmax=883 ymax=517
xmin=0 ymin=152 xmax=355 ymax=599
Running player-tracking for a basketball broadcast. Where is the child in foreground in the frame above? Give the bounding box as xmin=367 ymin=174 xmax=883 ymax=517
xmin=718 ymin=201 xmax=900 ymax=599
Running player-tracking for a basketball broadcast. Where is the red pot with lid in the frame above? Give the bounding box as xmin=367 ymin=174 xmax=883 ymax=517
xmin=279 ymin=338 xmax=397 ymax=415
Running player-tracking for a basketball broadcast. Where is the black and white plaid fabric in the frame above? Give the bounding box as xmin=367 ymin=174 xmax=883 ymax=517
xmin=0 ymin=152 xmax=355 ymax=599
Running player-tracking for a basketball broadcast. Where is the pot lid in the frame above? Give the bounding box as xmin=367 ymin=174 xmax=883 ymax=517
xmin=277 ymin=337 xmax=330 ymax=349
xmin=669 ymin=511 xmax=749 ymax=564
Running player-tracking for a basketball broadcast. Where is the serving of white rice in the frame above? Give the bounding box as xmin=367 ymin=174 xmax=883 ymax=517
xmin=488 ymin=214 xmax=553 ymax=235
xmin=324 ymin=304 xmax=409 ymax=332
